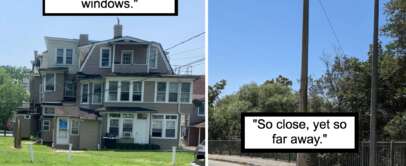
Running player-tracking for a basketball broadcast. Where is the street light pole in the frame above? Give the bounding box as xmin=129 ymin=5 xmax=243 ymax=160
xmin=369 ymin=0 xmax=379 ymax=165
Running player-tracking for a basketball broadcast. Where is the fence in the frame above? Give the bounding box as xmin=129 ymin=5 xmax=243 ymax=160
xmin=208 ymin=140 xmax=406 ymax=166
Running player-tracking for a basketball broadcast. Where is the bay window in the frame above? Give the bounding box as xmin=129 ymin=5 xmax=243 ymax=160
xmin=108 ymin=81 xmax=118 ymax=101
xmin=151 ymin=114 xmax=178 ymax=139
xmin=180 ymin=83 xmax=191 ymax=102
xmin=156 ymin=82 xmax=167 ymax=102
xmin=168 ymin=83 xmax=179 ymax=102
xmin=132 ymin=81 xmax=142 ymax=101
xmin=120 ymin=81 xmax=130 ymax=101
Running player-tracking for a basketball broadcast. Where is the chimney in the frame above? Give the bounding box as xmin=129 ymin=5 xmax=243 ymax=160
xmin=114 ymin=18 xmax=122 ymax=38
xmin=79 ymin=34 xmax=89 ymax=46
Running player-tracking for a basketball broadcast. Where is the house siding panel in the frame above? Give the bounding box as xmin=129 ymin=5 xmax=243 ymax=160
xmin=79 ymin=120 xmax=100 ymax=150
xmin=143 ymin=81 xmax=155 ymax=102
xmin=81 ymin=44 xmax=113 ymax=75
xmin=43 ymin=72 xmax=64 ymax=102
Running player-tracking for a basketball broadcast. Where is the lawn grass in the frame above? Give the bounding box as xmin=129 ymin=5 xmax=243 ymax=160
xmin=0 ymin=137 xmax=194 ymax=166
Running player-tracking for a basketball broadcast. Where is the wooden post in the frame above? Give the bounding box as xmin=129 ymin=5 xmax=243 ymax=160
xmin=14 ymin=119 xmax=21 ymax=149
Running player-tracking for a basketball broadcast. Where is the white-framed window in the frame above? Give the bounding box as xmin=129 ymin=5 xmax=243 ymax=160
xmin=156 ymin=82 xmax=167 ymax=102
xmin=107 ymin=113 xmax=120 ymax=137
xmin=121 ymin=50 xmax=133 ymax=64
xmin=92 ymin=82 xmax=102 ymax=104
xmin=100 ymin=47 xmax=111 ymax=68
xmin=108 ymin=81 xmax=118 ymax=101
xmin=168 ymin=82 xmax=179 ymax=102
xmin=151 ymin=114 xmax=178 ymax=139
xmin=56 ymin=48 xmax=64 ymax=64
xmin=180 ymin=82 xmax=191 ymax=103
xmin=81 ymin=83 xmax=89 ymax=104
xmin=64 ymin=80 xmax=75 ymax=97
xmin=70 ymin=119 xmax=80 ymax=135
xmin=56 ymin=48 xmax=74 ymax=65
xmin=106 ymin=80 xmax=144 ymax=102
xmin=149 ymin=47 xmax=158 ymax=69
xmin=42 ymin=120 xmax=50 ymax=131
xmin=120 ymin=81 xmax=130 ymax=101
xmin=122 ymin=113 xmax=134 ymax=138
xmin=66 ymin=49 xmax=73 ymax=64
xmin=42 ymin=107 xmax=55 ymax=116
xmin=132 ymin=81 xmax=143 ymax=102
xmin=44 ymin=73 xmax=55 ymax=92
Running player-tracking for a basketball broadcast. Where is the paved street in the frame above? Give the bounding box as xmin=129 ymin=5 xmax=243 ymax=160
xmin=209 ymin=154 xmax=295 ymax=166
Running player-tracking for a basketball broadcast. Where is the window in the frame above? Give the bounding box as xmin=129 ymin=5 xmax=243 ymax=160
xmin=93 ymin=83 xmax=102 ymax=104
xmin=56 ymin=48 xmax=64 ymax=64
xmin=151 ymin=115 xmax=163 ymax=137
xmin=120 ymin=81 xmax=130 ymax=101
xmin=66 ymin=49 xmax=73 ymax=64
xmin=156 ymin=82 xmax=167 ymax=102
xmin=43 ymin=107 xmax=55 ymax=116
xmin=108 ymin=81 xmax=118 ymax=101
xmin=81 ymin=83 xmax=89 ymax=104
xmin=71 ymin=120 xmax=79 ymax=135
xmin=45 ymin=73 xmax=55 ymax=91
xmin=168 ymin=83 xmax=179 ymax=102
xmin=149 ymin=47 xmax=157 ymax=68
xmin=100 ymin=48 xmax=111 ymax=67
xmin=180 ymin=83 xmax=191 ymax=103
xmin=132 ymin=81 xmax=142 ymax=101
xmin=122 ymin=118 xmax=133 ymax=138
xmin=197 ymin=103 xmax=205 ymax=116
xmin=121 ymin=51 xmax=132 ymax=64
xmin=24 ymin=115 xmax=31 ymax=119
xmin=151 ymin=114 xmax=178 ymax=139
xmin=42 ymin=120 xmax=50 ymax=131
xmin=64 ymin=81 xmax=75 ymax=97
xmin=137 ymin=113 xmax=148 ymax=119
xmin=108 ymin=119 xmax=119 ymax=137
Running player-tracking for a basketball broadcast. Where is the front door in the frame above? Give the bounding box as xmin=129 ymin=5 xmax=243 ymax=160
xmin=134 ymin=113 xmax=149 ymax=144
xmin=56 ymin=117 xmax=69 ymax=145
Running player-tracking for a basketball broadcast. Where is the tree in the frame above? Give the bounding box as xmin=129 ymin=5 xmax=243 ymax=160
xmin=208 ymin=79 xmax=226 ymax=107
xmin=0 ymin=68 xmax=27 ymax=136
xmin=382 ymin=0 xmax=405 ymax=55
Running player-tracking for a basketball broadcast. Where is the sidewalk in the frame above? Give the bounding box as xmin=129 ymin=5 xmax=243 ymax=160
xmin=209 ymin=154 xmax=295 ymax=166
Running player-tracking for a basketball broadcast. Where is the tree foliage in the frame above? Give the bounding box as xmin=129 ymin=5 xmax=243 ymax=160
xmin=0 ymin=68 xmax=28 ymax=130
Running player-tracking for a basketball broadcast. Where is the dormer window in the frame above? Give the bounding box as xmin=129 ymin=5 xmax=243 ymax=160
xmin=100 ymin=47 xmax=111 ymax=68
xmin=56 ymin=48 xmax=73 ymax=65
xmin=149 ymin=47 xmax=158 ymax=69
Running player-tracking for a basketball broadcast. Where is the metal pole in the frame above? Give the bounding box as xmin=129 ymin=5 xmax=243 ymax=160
xmin=297 ymin=0 xmax=309 ymax=165
xmin=369 ymin=0 xmax=379 ymax=165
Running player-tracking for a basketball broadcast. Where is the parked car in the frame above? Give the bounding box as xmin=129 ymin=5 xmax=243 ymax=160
xmin=195 ymin=140 xmax=205 ymax=160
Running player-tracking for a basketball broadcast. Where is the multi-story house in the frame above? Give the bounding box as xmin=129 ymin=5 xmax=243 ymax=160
xmin=27 ymin=22 xmax=202 ymax=150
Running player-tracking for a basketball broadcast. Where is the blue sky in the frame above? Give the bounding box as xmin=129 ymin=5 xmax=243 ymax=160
xmin=0 ymin=0 xmax=205 ymax=74
xmin=209 ymin=0 xmax=390 ymax=95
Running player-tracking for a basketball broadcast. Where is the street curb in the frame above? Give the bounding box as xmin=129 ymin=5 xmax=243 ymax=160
xmin=209 ymin=157 xmax=261 ymax=166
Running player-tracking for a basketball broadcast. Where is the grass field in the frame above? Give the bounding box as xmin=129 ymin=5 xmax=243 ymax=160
xmin=0 ymin=137 xmax=194 ymax=166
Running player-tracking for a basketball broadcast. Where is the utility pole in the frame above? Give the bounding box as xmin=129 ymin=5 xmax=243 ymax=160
xmin=369 ymin=0 xmax=379 ymax=165
xmin=297 ymin=0 xmax=309 ymax=165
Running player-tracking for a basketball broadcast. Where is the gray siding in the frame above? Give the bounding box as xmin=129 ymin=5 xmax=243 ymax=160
xmin=149 ymin=50 xmax=171 ymax=74
xmin=79 ymin=120 xmax=100 ymax=150
xmin=43 ymin=72 xmax=64 ymax=102
xmin=103 ymin=103 xmax=194 ymax=114
xmin=150 ymin=139 xmax=178 ymax=150
xmin=81 ymin=44 xmax=113 ymax=75
xmin=143 ymin=81 xmax=155 ymax=102
xmin=30 ymin=76 xmax=41 ymax=104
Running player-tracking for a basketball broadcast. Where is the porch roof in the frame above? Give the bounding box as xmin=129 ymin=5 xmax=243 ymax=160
xmin=101 ymin=106 xmax=157 ymax=112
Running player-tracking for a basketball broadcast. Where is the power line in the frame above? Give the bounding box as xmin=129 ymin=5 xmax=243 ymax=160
xmin=169 ymin=47 xmax=204 ymax=57
xmin=165 ymin=32 xmax=205 ymax=51
xmin=317 ymin=0 xmax=344 ymax=53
